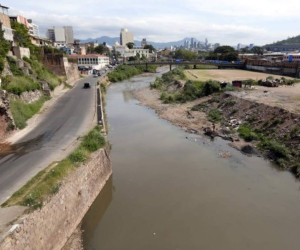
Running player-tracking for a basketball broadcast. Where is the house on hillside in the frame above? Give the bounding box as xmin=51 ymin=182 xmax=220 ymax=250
xmin=0 ymin=4 xmax=13 ymax=42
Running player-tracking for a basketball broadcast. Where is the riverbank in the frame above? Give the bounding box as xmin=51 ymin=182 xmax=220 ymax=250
xmin=134 ymin=69 xmax=300 ymax=177
xmin=82 ymin=67 xmax=300 ymax=250
xmin=134 ymin=87 xmax=217 ymax=135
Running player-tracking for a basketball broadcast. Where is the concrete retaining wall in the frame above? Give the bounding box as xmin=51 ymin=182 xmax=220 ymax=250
xmin=0 ymin=148 xmax=112 ymax=250
xmin=12 ymin=47 xmax=30 ymax=60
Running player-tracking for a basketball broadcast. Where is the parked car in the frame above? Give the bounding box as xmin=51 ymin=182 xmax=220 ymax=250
xmin=84 ymin=82 xmax=91 ymax=88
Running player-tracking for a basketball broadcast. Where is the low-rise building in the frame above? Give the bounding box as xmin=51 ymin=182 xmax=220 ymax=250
xmin=30 ymin=36 xmax=51 ymax=47
xmin=9 ymin=15 xmax=29 ymax=28
xmin=0 ymin=4 xmax=13 ymax=41
xmin=113 ymin=42 xmax=149 ymax=58
xmin=68 ymin=54 xmax=109 ymax=70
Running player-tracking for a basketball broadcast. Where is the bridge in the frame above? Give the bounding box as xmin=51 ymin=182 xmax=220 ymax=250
xmin=125 ymin=61 xmax=245 ymax=71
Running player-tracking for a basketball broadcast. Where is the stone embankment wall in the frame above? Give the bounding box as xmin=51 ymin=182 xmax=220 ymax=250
xmin=43 ymin=54 xmax=80 ymax=84
xmin=9 ymin=90 xmax=43 ymax=104
xmin=0 ymin=91 xmax=15 ymax=138
xmin=0 ymin=148 xmax=112 ymax=250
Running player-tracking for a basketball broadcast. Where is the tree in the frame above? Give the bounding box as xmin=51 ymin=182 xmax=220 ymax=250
xmin=251 ymin=46 xmax=264 ymax=55
xmin=11 ymin=22 xmax=31 ymax=47
xmin=144 ymin=44 xmax=155 ymax=53
xmin=87 ymin=46 xmax=95 ymax=54
xmin=219 ymin=52 xmax=238 ymax=61
xmin=11 ymin=22 xmax=42 ymax=60
xmin=240 ymin=46 xmax=250 ymax=53
xmin=0 ymin=23 xmax=11 ymax=72
xmin=214 ymin=45 xmax=235 ymax=54
xmin=174 ymin=49 xmax=197 ymax=60
xmin=94 ymin=44 xmax=109 ymax=54
xmin=126 ymin=42 xmax=134 ymax=49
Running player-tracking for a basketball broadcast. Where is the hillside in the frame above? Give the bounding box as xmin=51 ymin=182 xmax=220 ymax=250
xmin=269 ymin=34 xmax=300 ymax=45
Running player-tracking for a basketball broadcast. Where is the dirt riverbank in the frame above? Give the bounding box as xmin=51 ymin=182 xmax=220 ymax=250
xmin=134 ymin=87 xmax=218 ymax=135
xmin=134 ymin=86 xmax=300 ymax=176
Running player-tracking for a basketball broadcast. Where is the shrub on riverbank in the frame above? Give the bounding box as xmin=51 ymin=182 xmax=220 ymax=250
xmin=10 ymin=96 xmax=50 ymax=129
xmin=2 ymin=125 xmax=106 ymax=210
xmin=152 ymin=68 xmax=221 ymax=103
xmin=108 ymin=65 xmax=157 ymax=82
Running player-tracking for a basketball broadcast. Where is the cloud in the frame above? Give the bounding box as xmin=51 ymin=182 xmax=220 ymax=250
xmin=4 ymin=0 xmax=300 ymax=45
xmin=185 ymin=0 xmax=300 ymax=18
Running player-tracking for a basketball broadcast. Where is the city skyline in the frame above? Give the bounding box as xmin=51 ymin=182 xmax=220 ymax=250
xmin=3 ymin=0 xmax=300 ymax=45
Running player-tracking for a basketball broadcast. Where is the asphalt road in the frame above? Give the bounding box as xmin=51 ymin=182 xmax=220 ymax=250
xmin=0 ymin=75 xmax=99 ymax=205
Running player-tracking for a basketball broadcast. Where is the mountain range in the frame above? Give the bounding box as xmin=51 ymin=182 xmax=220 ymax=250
xmin=80 ymin=36 xmax=203 ymax=48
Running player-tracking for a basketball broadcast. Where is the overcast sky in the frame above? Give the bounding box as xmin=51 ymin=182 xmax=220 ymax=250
xmin=3 ymin=0 xmax=300 ymax=45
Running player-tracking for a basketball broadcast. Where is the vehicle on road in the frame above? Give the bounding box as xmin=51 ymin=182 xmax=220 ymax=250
xmin=84 ymin=82 xmax=91 ymax=88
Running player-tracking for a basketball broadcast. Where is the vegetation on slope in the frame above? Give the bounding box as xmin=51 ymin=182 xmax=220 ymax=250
xmin=2 ymin=126 xmax=106 ymax=210
xmin=108 ymin=65 xmax=157 ymax=82
xmin=151 ymin=67 xmax=221 ymax=103
xmin=0 ymin=23 xmax=10 ymax=73
xmin=269 ymin=34 xmax=300 ymax=45
xmin=10 ymin=96 xmax=50 ymax=129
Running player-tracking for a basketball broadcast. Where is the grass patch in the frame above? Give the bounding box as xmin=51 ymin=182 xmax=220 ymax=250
xmin=6 ymin=56 xmax=24 ymax=76
xmin=208 ymin=109 xmax=223 ymax=123
xmin=2 ymin=76 xmax=41 ymax=95
xmin=23 ymin=56 xmax=61 ymax=90
xmin=64 ymin=83 xmax=73 ymax=89
xmin=238 ymin=124 xmax=260 ymax=142
xmin=1 ymin=126 xmax=106 ymax=210
xmin=10 ymin=96 xmax=50 ymax=129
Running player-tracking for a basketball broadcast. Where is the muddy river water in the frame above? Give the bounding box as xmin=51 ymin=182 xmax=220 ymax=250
xmin=82 ymin=68 xmax=300 ymax=250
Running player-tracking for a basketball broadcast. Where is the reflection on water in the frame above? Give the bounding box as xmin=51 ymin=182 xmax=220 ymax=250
xmin=82 ymin=70 xmax=300 ymax=250
xmin=82 ymin=176 xmax=113 ymax=249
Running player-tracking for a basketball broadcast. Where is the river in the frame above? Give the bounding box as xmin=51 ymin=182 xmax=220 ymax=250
xmin=81 ymin=68 xmax=300 ymax=250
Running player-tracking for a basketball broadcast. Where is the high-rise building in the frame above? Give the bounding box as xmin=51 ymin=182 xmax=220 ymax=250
xmin=186 ymin=40 xmax=190 ymax=49
xmin=184 ymin=40 xmax=189 ymax=48
xmin=46 ymin=28 xmax=55 ymax=41
xmin=141 ymin=38 xmax=147 ymax=48
xmin=28 ymin=19 xmax=39 ymax=37
xmin=214 ymin=43 xmax=220 ymax=50
xmin=193 ymin=41 xmax=197 ymax=48
xmin=205 ymin=38 xmax=208 ymax=47
xmin=249 ymin=43 xmax=254 ymax=50
xmin=191 ymin=38 xmax=194 ymax=48
xmin=120 ymin=28 xmax=134 ymax=46
xmin=46 ymin=26 xmax=74 ymax=44
xmin=64 ymin=26 xmax=74 ymax=44
xmin=54 ymin=27 xmax=65 ymax=43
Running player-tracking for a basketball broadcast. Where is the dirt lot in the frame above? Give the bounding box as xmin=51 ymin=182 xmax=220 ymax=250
xmin=185 ymin=69 xmax=295 ymax=82
xmin=230 ymin=85 xmax=300 ymax=114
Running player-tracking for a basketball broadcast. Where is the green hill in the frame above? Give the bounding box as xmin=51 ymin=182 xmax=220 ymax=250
xmin=269 ymin=35 xmax=300 ymax=45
